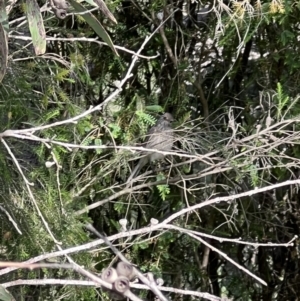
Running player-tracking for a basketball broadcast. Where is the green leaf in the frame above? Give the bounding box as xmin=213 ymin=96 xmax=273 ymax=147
xmin=25 ymin=0 xmax=46 ymax=55
xmin=138 ymin=241 xmax=150 ymax=250
xmin=94 ymin=138 xmax=102 ymax=154
xmin=0 ymin=285 xmax=15 ymax=301
xmin=157 ymin=183 xmax=170 ymax=201
xmin=0 ymin=23 xmax=8 ymax=83
xmin=108 ymin=123 xmax=121 ymax=138
xmin=145 ymin=105 xmax=164 ymax=112
xmin=0 ymin=1 xmax=9 ymax=32
xmin=68 ymin=0 xmax=118 ymax=56
xmin=83 ymin=0 xmax=98 ymax=6
xmin=135 ymin=111 xmax=156 ymax=126
xmin=0 ymin=0 xmax=8 ymax=83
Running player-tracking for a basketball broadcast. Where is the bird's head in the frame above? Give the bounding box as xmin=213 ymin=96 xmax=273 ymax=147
xmin=161 ymin=112 xmax=174 ymax=123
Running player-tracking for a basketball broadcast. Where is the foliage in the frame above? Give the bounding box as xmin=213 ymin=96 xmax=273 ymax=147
xmin=1 ymin=0 xmax=300 ymax=301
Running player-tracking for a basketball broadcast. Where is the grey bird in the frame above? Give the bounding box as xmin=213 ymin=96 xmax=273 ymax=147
xmin=126 ymin=112 xmax=174 ymax=184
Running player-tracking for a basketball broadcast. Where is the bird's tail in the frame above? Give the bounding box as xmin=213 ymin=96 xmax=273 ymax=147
xmin=126 ymin=163 xmax=141 ymax=184
xmin=126 ymin=157 xmax=147 ymax=185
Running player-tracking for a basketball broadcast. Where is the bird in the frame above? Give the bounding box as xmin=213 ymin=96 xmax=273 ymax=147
xmin=126 ymin=112 xmax=174 ymax=184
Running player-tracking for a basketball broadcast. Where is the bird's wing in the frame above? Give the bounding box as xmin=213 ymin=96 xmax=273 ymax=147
xmin=144 ymin=124 xmax=162 ymax=148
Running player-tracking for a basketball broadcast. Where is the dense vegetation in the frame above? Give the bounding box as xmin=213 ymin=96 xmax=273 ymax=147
xmin=1 ymin=0 xmax=300 ymax=300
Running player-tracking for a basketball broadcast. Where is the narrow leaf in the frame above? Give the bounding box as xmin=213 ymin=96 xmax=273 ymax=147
xmin=0 ymin=285 xmax=15 ymax=301
xmin=25 ymin=0 xmax=46 ymax=55
xmin=68 ymin=0 xmax=118 ymax=56
xmin=0 ymin=1 xmax=9 ymax=32
xmin=0 ymin=23 xmax=8 ymax=83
